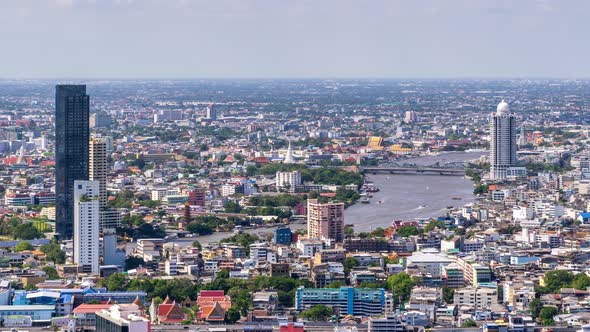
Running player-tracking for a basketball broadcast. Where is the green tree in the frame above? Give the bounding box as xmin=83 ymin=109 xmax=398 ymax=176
xmin=370 ymin=227 xmax=385 ymax=238
xmin=299 ymin=304 xmax=333 ymax=321
xmin=225 ymin=307 xmax=241 ymax=324
xmin=123 ymin=215 xmax=145 ymax=227
xmin=15 ymin=241 xmax=34 ymax=252
xmin=572 ymin=273 xmax=590 ymax=290
xmin=473 ymin=183 xmax=489 ymax=195
xmin=529 ymin=298 xmax=542 ymax=318
xmin=220 ymin=233 xmax=260 ymax=254
xmin=344 ymin=225 xmax=355 ymax=238
xmin=125 ymin=256 xmax=145 ymax=270
xmin=396 ymin=225 xmax=420 ymax=237
xmin=461 ymin=319 xmax=478 ymax=327
xmin=540 ymin=306 xmax=558 ymax=326
xmin=40 ymin=242 xmax=66 ymax=264
xmin=42 ymin=266 xmax=59 ymax=280
xmin=108 ymin=191 xmax=134 ymax=209
xmin=544 ymin=270 xmax=574 ymax=293
xmin=13 ymin=223 xmax=43 ymax=240
xmin=344 ymin=257 xmax=360 ymax=274
xmin=186 ymin=222 xmax=213 ymax=236
xmin=424 ymin=220 xmax=446 ymax=232
xmin=387 ymin=272 xmax=414 ymax=305
xmin=192 ymin=240 xmax=202 ymax=251
xmin=216 ymin=269 xmax=230 ymax=279
xmin=224 ymin=201 xmax=242 ymax=213
xmin=442 ymin=287 xmax=454 ymax=304
xmin=333 ymin=188 xmax=361 ymax=206
xmin=106 ymin=273 xmax=128 ymax=291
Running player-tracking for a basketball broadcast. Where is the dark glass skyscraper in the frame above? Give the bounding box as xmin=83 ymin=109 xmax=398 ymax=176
xmin=55 ymin=85 xmax=90 ymax=239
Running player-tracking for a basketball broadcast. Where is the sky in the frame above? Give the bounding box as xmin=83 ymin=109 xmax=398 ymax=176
xmin=0 ymin=0 xmax=589 ymax=79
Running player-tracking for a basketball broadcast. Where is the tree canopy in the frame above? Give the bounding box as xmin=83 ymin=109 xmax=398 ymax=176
xmin=42 ymin=266 xmax=59 ymax=280
xmin=540 ymin=306 xmax=559 ymax=326
xmin=40 ymin=242 xmax=66 ymax=264
xmin=396 ymin=225 xmax=420 ymax=237
xmin=15 ymin=241 xmax=34 ymax=252
xmin=299 ymin=304 xmax=333 ymax=321
xmin=387 ymin=272 xmax=414 ymax=305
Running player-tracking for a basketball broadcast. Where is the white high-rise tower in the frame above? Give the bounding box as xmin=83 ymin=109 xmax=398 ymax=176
xmin=74 ymin=180 xmax=100 ymax=274
xmin=490 ymin=100 xmax=517 ymax=180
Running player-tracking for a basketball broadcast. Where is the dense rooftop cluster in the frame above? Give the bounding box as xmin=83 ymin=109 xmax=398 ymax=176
xmin=0 ymin=79 xmax=589 ymax=331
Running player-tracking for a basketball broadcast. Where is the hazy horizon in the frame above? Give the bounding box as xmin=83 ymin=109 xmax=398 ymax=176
xmin=2 ymin=0 xmax=589 ymax=79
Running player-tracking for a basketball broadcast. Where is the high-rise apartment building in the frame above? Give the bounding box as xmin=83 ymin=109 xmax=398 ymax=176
xmin=74 ymin=180 xmax=100 ymax=274
xmin=490 ymin=100 xmax=517 ymax=180
xmin=276 ymin=171 xmax=301 ymax=193
xmin=404 ymin=110 xmax=418 ymax=123
xmin=206 ymin=103 xmax=217 ymax=120
xmin=188 ymin=189 xmax=206 ymax=206
xmin=89 ymin=113 xmax=112 ymax=128
xmin=102 ymin=228 xmax=126 ymax=268
xmin=56 ymin=85 xmax=90 ymax=239
xmin=307 ymin=199 xmax=345 ymax=242
xmin=89 ymin=137 xmax=108 ymax=210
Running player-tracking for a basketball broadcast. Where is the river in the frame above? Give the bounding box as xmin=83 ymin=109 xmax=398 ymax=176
xmin=346 ymin=151 xmax=486 ymax=232
xmin=158 ymin=151 xmax=486 ymax=247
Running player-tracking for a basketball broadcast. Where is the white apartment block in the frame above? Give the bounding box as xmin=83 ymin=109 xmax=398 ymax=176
xmin=453 ymin=287 xmax=497 ymax=309
xmin=513 ymin=206 xmax=534 ymax=221
xmin=74 ymin=180 xmax=100 ymax=275
xmin=276 ymin=171 xmax=301 ymax=193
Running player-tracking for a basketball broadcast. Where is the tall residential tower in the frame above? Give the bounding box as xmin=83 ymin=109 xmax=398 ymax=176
xmin=206 ymin=103 xmax=217 ymax=120
xmin=56 ymin=85 xmax=90 ymax=239
xmin=307 ymin=199 xmax=344 ymax=242
xmin=490 ymin=100 xmax=517 ymax=180
xmin=73 ymin=180 xmax=100 ymax=274
xmin=89 ymin=137 xmax=108 ymax=209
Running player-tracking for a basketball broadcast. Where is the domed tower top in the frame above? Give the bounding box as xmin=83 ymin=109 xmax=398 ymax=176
xmin=496 ymin=100 xmax=510 ymax=115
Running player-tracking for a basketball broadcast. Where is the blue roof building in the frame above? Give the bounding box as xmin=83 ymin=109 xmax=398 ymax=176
xmin=295 ymin=286 xmax=386 ymax=317
xmin=578 ymin=212 xmax=590 ymax=224
xmin=0 ymin=305 xmax=55 ymax=325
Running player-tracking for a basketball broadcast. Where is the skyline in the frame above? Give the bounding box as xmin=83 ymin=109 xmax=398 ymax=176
xmin=2 ymin=0 xmax=590 ymax=79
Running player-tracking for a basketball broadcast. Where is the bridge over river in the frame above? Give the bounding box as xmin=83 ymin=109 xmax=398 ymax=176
xmin=361 ymin=161 xmax=466 ymax=176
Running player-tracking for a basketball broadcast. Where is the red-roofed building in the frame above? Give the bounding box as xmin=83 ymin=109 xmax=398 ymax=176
xmin=156 ymin=301 xmax=186 ymax=324
xmin=196 ymin=290 xmax=232 ymax=322
xmin=73 ymin=303 xmax=112 ymax=327
xmin=279 ymin=322 xmax=305 ymax=332
xmin=2 ymin=156 xmax=32 ymax=165
xmin=40 ymin=160 xmax=55 ymax=167
xmin=391 ymin=220 xmax=419 ymax=230
xmin=223 ymin=155 xmax=236 ymax=163
xmin=253 ymin=157 xmax=270 ymax=164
